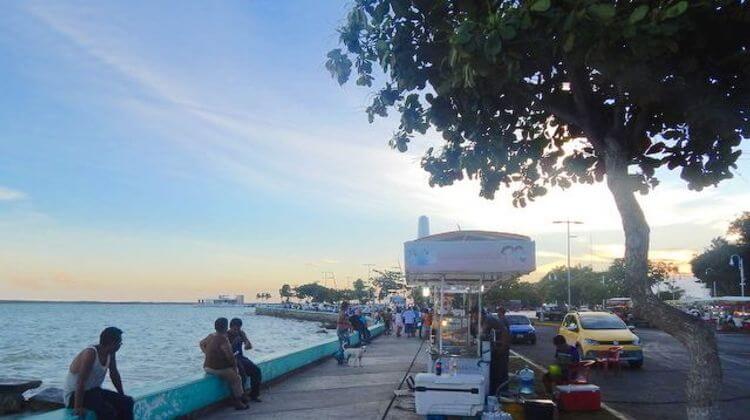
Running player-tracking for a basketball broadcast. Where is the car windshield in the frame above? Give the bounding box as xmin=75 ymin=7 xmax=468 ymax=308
xmin=580 ymin=314 xmax=627 ymax=330
xmin=506 ymin=315 xmax=530 ymax=325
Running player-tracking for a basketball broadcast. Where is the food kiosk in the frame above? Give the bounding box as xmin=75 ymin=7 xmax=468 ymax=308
xmin=404 ymin=231 xmax=536 ymax=416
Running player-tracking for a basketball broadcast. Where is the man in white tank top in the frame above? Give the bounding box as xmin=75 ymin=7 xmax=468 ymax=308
xmin=63 ymin=327 xmax=134 ymax=419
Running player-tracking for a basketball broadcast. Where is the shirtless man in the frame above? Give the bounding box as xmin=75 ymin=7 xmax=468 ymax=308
xmin=63 ymin=327 xmax=134 ymax=419
xmin=200 ymin=318 xmax=249 ymax=410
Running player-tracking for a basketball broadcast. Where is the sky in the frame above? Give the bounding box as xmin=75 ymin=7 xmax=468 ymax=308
xmin=0 ymin=1 xmax=747 ymax=302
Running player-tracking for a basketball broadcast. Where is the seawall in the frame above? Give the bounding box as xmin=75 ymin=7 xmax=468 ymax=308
xmin=254 ymin=306 xmax=339 ymax=323
xmin=30 ymin=323 xmax=384 ymax=419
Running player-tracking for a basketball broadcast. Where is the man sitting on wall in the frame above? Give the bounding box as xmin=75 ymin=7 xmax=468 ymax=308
xmin=228 ymin=318 xmax=263 ymax=403
xmin=63 ymin=327 xmax=134 ymax=419
xmin=200 ymin=318 xmax=249 ymax=410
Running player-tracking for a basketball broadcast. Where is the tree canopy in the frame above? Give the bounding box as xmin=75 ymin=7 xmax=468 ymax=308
xmin=352 ymin=278 xmax=376 ymax=303
xmin=279 ymin=284 xmax=295 ymax=302
xmin=327 ymin=0 xmax=748 ymax=207
xmin=692 ymin=212 xmax=750 ymax=296
xmin=371 ymin=269 xmax=406 ymax=300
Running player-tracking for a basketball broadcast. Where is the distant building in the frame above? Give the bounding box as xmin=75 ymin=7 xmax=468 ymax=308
xmin=197 ymin=294 xmax=245 ymax=306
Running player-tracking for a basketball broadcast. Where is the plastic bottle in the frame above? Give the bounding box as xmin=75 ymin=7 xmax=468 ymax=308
xmin=518 ymin=366 xmax=535 ymax=395
xmin=435 ymin=359 xmax=442 ymax=376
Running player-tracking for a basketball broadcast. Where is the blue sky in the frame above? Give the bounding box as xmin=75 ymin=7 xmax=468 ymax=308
xmin=0 ymin=1 xmax=748 ymax=301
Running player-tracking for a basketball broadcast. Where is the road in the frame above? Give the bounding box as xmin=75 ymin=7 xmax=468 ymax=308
xmin=511 ymin=324 xmax=750 ymax=420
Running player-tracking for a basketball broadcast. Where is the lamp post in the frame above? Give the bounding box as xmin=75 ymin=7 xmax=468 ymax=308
xmin=553 ymin=220 xmax=584 ymax=307
xmin=729 ymin=255 xmax=746 ymax=297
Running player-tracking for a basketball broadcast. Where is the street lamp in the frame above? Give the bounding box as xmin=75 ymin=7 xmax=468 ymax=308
xmin=553 ymin=220 xmax=584 ymax=307
xmin=729 ymin=255 xmax=746 ymax=297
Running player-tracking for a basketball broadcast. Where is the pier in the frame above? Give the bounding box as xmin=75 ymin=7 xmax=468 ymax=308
xmin=206 ymin=333 xmax=427 ymax=419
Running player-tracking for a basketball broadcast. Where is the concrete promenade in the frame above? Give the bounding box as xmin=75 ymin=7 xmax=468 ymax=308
xmin=206 ymin=333 xmax=429 ymax=419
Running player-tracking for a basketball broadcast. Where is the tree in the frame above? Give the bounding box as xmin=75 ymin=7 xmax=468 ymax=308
xmin=295 ymin=283 xmax=334 ymax=303
xmin=352 ymin=278 xmax=376 ymax=303
xmin=728 ymin=211 xmax=750 ymax=245
xmin=692 ymin=213 xmax=750 ymax=296
xmin=279 ymin=284 xmax=295 ymax=302
xmin=484 ymin=276 xmax=542 ymax=308
xmin=371 ymin=269 xmax=406 ymax=300
xmin=328 ymin=2 xmax=748 ymax=416
xmin=656 ymin=279 xmax=685 ymax=301
xmin=536 ymin=265 xmax=606 ymax=306
xmin=604 ymin=258 xmax=678 ymax=297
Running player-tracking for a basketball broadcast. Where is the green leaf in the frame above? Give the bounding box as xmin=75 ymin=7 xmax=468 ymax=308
xmin=588 ymin=4 xmax=617 ymax=21
xmin=453 ymin=21 xmax=475 ymax=44
xmin=664 ymin=1 xmax=688 ymax=19
xmin=530 ymin=0 xmax=551 ymax=13
xmin=628 ymin=5 xmax=649 ymax=24
xmin=563 ymin=33 xmax=575 ymax=52
xmin=485 ymin=31 xmax=503 ymax=57
xmin=498 ymin=25 xmax=517 ymax=40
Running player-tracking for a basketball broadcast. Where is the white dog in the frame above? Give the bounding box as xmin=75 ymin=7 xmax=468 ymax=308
xmin=343 ymin=345 xmax=367 ymax=367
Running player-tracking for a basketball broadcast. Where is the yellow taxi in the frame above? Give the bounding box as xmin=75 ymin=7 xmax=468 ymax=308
xmin=558 ymin=311 xmax=643 ymax=368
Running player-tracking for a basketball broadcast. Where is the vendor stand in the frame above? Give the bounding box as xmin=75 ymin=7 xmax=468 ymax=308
xmin=404 ymin=230 xmax=536 ymax=416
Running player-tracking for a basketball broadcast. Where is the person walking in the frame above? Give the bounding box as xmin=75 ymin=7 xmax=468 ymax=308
xmin=228 ymin=318 xmax=262 ymax=403
xmin=200 ymin=318 xmax=249 ymax=410
xmin=63 ymin=327 xmax=134 ymax=419
xmin=394 ymin=307 xmax=405 ymax=337
xmin=382 ymin=307 xmax=393 ymax=335
xmin=422 ymin=309 xmax=433 ymax=340
xmin=403 ymin=306 xmax=417 ymax=337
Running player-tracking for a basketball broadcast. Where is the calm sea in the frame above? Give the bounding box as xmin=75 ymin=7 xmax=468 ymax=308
xmin=0 ymin=303 xmax=325 ymax=395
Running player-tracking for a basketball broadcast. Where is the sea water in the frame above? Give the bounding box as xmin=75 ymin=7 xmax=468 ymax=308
xmin=0 ymin=302 xmax=325 ymax=394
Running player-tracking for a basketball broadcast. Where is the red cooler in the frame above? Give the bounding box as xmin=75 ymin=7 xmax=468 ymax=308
xmin=554 ymin=384 xmax=601 ymax=411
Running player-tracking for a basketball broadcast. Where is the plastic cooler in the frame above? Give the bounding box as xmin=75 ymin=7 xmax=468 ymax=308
xmin=554 ymin=384 xmax=601 ymax=411
xmin=414 ymin=372 xmax=486 ymax=416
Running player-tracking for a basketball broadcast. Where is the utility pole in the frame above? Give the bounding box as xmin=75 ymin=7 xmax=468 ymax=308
xmin=706 ymin=268 xmax=716 ymax=297
xmin=730 ymin=255 xmax=746 ymax=297
xmin=363 ymin=263 xmax=376 ymax=281
xmin=553 ymin=220 xmax=584 ymax=308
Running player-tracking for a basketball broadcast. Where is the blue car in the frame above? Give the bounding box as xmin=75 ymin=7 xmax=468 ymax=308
xmin=507 ymin=314 xmax=536 ymax=345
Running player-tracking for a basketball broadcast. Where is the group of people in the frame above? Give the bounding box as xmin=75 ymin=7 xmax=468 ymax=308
xmin=63 ymin=318 xmax=263 ymax=418
xmin=380 ymin=306 xmax=433 ymax=339
xmin=199 ymin=317 xmax=263 ymax=410
xmin=335 ymin=302 xmax=373 ymax=364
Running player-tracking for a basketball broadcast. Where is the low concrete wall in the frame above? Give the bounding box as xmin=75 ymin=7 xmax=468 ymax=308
xmin=254 ymin=306 xmax=339 ymax=323
xmin=30 ymin=324 xmax=384 ymax=419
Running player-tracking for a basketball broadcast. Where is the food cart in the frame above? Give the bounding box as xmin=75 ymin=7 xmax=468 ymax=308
xmin=404 ymin=230 xmax=536 ymax=416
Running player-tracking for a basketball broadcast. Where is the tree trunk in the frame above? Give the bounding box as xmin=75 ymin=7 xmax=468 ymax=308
xmin=605 ymin=155 xmax=722 ymax=419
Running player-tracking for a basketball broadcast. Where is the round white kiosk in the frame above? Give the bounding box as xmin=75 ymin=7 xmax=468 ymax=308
xmin=404 ymin=230 xmax=536 ymax=417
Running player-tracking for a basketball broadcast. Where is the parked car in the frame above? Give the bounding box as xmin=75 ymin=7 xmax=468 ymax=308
xmin=558 ymin=311 xmax=643 ymax=368
xmin=536 ymin=303 xmax=569 ymax=321
xmin=507 ymin=313 xmax=536 ymax=344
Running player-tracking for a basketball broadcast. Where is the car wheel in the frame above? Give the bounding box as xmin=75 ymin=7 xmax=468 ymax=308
xmin=629 ymin=360 xmax=643 ymax=369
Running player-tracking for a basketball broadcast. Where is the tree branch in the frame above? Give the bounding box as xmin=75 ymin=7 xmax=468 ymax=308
xmin=629 ymin=104 xmax=652 ymax=144
xmin=566 ymin=64 xmax=605 ymax=151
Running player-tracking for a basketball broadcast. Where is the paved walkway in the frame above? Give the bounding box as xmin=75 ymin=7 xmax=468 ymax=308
xmin=205 ymin=333 xmax=428 ymax=420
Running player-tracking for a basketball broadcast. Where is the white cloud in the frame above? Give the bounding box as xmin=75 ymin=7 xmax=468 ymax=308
xmin=0 ymin=187 xmax=26 ymax=201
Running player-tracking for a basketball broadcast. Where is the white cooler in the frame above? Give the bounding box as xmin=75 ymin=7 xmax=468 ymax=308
xmin=414 ymin=373 xmax=486 ymax=416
